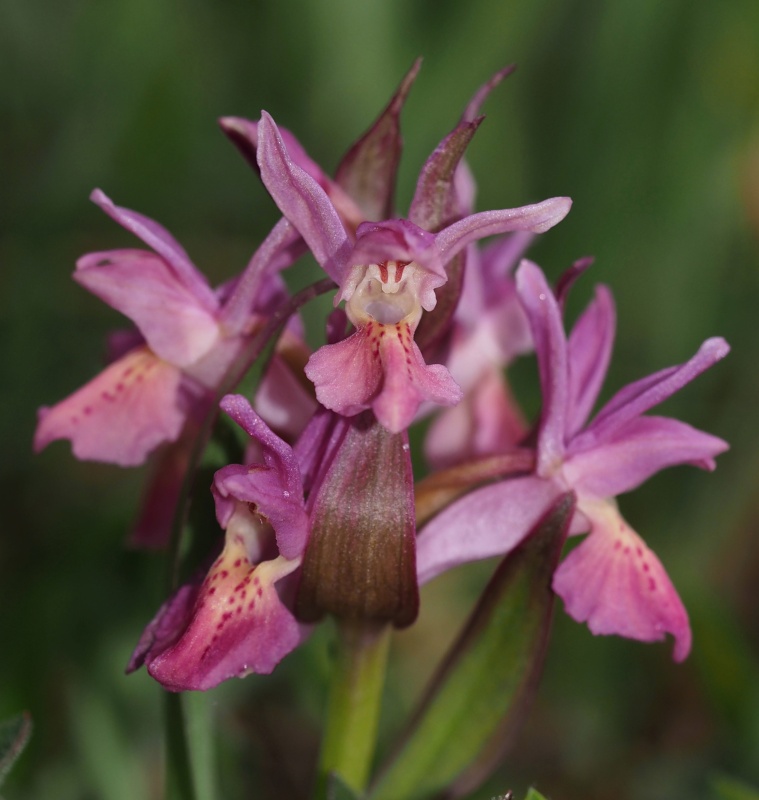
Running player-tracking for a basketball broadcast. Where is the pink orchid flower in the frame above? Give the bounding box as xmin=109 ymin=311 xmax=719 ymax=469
xmin=417 ymin=260 xmax=729 ymax=661
xmin=256 ymin=111 xmax=572 ymax=433
xmin=128 ymin=394 xmax=310 ymax=691
xmin=34 ymin=190 xmax=290 ymax=468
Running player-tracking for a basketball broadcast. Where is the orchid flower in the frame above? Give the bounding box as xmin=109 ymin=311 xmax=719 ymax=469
xmin=256 ymin=112 xmax=572 ymax=433
xmin=33 ymin=190 xmax=290 ymax=467
xmin=128 ymin=394 xmax=309 ymax=691
xmin=417 ymin=260 xmax=729 ymax=661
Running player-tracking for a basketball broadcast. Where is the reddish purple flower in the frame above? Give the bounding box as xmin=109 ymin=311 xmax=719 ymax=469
xmin=417 ymin=260 xmax=729 ymax=660
xmin=128 ymin=394 xmax=309 ymax=691
xmin=256 ymin=112 xmax=572 ymax=433
xmin=34 ymin=190 xmax=291 ymax=468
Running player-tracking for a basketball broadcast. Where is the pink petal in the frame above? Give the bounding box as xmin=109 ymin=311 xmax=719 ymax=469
xmin=553 ymin=501 xmax=691 ymax=661
xmin=75 ymin=249 xmax=221 ymax=367
xmin=256 ymin=112 xmax=352 ymax=283
xmin=435 ymin=198 xmax=572 ymax=263
xmin=306 ymin=322 xmax=461 ymax=433
xmin=34 ymin=347 xmax=187 ymax=466
xmin=416 ymin=475 xmax=561 ymax=585
xmin=372 ymin=322 xmax=461 ymax=433
xmin=515 ymin=260 xmax=569 ymax=476
xmin=213 ymin=397 xmax=309 ymax=561
xmin=566 ymin=285 xmax=615 ymax=437
xmin=580 ymin=337 xmax=730 ymax=447
xmin=351 ymin=220 xmax=445 ymax=279
xmin=90 ymin=190 xmax=218 ymax=311
xmin=145 ymin=547 xmax=304 ymax=691
xmin=305 ymin=328 xmax=383 ymax=418
xmin=220 ymin=115 xmax=362 ymax=227
xmin=564 ymin=415 xmax=729 ymax=499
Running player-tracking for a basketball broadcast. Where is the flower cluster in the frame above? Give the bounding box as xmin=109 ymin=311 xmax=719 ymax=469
xmin=35 ymin=63 xmax=728 ymax=692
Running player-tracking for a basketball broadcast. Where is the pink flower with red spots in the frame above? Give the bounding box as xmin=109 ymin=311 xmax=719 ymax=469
xmin=128 ymin=395 xmax=309 ymax=691
xmin=33 ymin=190 xmax=290 ymax=467
xmin=256 ymin=112 xmax=572 ymax=433
xmin=417 ymin=260 xmax=729 ymax=660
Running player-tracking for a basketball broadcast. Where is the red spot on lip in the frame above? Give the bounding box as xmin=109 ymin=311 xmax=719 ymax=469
xmin=123 ymin=367 xmax=134 ymax=378
xmin=83 ymin=406 xmax=93 ymax=415
xmin=648 ymin=578 xmax=657 ymax=591
xmin=116 ymin=382 xmax=125 ymax=392
xmin=257 ymin=587 xmax=263 ymax=597
xmin=636 ymin=547 xmax=643 ymax=557
xmin=234 ymin=559 xmax=242 ymax=568
xmin=221 ymin=570 xmax=229 ymax=579
xmin=642 ymin=563 xmax=650 ymax=572
xmin=614 ymin=541 xmax=622 ymax=550
xmin=208 ymin=587 xmax=216 ymax=595
xmin=623 ymin=547 xmax=630 ymax=555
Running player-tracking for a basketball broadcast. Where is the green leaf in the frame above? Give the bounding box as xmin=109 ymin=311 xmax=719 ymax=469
xmin=368 ymin=494 xmax=575 ymax=800
xmin=0 ymin=712 xmax=32 ymax=787
xmin=327 ymin=771 xmax=364 ymax=800
xmin=712 ymin=775 xmax=759 ymax=800
xmin=525 ymin=789 xmax=550 ymax=800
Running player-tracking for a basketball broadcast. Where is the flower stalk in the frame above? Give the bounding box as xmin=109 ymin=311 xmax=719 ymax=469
xmin=316 ymin=620 xmax=392 ymax=799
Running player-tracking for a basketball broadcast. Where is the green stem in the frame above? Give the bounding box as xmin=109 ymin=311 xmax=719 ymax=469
xmin=316 ymin=621 xmax=392 ymax=798
xmin=163 ymin=692 xmax=197 ymax=800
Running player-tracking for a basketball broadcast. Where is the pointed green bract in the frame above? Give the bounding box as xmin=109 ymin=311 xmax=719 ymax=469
xmin=0 ymin=712 xmax=32 ymax=788
xmin=368 ymin=494 xmax=575 ymax=800
xmin=327 ymin=772 xmax=364 ymax=800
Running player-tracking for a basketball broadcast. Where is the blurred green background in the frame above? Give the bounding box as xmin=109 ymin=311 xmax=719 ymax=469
xmin=2 ymin=1 xmax=758 ymax=798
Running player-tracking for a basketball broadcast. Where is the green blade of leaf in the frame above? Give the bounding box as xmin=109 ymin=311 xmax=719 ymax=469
xmin=327 ymin=771 xmax=364 ymax=800
xmin=712 ymin=775 xmax=759 ymax=800
xmin=369 ymin=494 xmax=575 ymax=800
xmin=0 ymin=712 xmax=32 ymax=788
